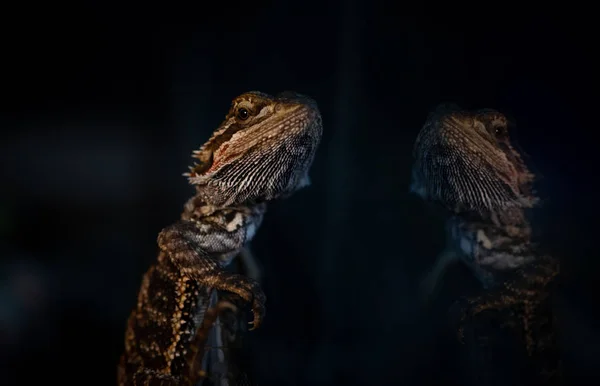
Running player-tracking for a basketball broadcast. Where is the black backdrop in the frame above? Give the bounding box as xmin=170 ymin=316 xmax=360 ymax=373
xmin=1 ymin=3 xmax=598 ymax=385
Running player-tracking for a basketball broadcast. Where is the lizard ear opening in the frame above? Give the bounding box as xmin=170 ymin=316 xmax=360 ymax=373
xmin=184 ymin=145 xmax=217 ymax=178
xmin=189 ymin=153 xmax=214 ymax=176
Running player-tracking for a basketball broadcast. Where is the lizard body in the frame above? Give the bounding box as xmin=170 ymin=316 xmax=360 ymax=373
xmin=118 ymin=91 xmax=323 ymax=385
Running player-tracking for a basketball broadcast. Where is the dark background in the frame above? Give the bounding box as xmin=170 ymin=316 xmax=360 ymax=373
xmin=1 ymin=4 xmax=598 ymax=386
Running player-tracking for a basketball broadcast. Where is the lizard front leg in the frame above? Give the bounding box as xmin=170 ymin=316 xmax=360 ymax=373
xmin=157 ymin=218 xmax=266 ymax=330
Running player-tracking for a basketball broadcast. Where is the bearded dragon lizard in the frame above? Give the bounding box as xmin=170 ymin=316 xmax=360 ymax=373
xmin=117 ymin=91 xmax=323 ymax=385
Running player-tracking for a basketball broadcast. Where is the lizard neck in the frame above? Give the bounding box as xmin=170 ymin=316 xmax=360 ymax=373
xmin=179 ymin=190 xmax=267 ymax=268
xmin=448 ymin=207 xmax=536 ymax=288
xmin=180 ymin=192 xmax=218 ymax=221
xmin=180 ymin=189 xmax=267 ymax=222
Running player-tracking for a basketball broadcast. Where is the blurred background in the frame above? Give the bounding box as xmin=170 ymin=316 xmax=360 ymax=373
xmin=1 ymin=3 xmax=598 ymax=386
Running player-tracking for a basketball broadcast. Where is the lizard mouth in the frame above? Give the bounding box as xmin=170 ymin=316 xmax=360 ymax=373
xmin=188 ymin=150 xmax=214 ymax=177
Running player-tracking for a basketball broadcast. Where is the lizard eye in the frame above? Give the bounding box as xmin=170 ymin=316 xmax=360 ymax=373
xmin=236 ymin=107 xmax=250 ymax=121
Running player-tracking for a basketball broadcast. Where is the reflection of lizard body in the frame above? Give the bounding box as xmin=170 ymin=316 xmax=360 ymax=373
xmin=411 ymin=105 xmax=539 ymax=293
xmin=118 ymin=91 xmax=323 ymax=385
xmin=411 ymin=105 xmax=560 ymax=384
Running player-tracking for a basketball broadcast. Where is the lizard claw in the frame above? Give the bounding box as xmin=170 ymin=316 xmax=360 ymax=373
xmin=248 ymin=297 xmax=266 ymax=331
xmin=215 ymin=273 xmax=266 ymax=330
xmin=242 ymin=278 xmax=265 ymax=330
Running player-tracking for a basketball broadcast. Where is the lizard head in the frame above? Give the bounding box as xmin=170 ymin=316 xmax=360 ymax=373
xmin=410 ymin=104 xmax=537 ymax=214
xmin=186 ymin=91 xmax=323 ymax=207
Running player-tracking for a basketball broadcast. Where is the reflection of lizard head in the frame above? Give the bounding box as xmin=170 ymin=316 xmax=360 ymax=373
xmin=186 ymin=91 xmax=323 ymax=207
xmin=410 ymin=104 xmax=536 ymax=214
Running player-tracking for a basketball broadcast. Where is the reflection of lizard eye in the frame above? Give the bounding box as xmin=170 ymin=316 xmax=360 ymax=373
xmin=494 ymin=126 xmax=507 ymax=137
xmin=236 ymin=107 xmax=250 ymax=121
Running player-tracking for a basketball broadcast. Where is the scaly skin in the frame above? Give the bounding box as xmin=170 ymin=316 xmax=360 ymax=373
xmin=118 ymin=91 xmax=323 ymax=385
